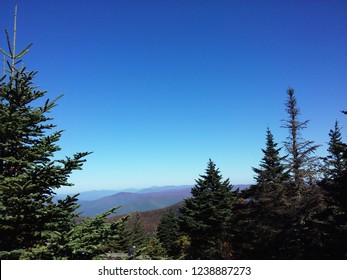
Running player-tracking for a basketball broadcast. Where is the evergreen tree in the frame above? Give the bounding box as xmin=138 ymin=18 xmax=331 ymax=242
xmin=276 ymin=88 xmax=325 ymax=258
xmin=0 ymin=26 xmax=126 ymax=259
xmin=321 ymin=121 xmax=347 ymax=258
xmin=157 ymin=210 xmax=181 ymax=258
xmin=323 ymin=121 xmax=346 ymax=184
xmin=233 ymin=128 xmax=289 ymax=259
xmin=128 ymin=213 xmax=146 ymax=248
xmin=282 ymin=88 xmax=320 ymax=190
xmin=22 ymin=207 xmax=129 ymax=260
xmin=109 ymin=217 xmax=131 ymax=253
xmin=0 ymin=46 xmax=90 ymax=257
xmin=144 ymin=235 xmax=167 ymax=260
xmin=179 ymin=159 xmax=235 ymax=259
xmin=233 ymin=90 xmax=326 ymax=259
xmin=269 ymin=88 xmax=326 ymax=259
xmin=252 ymin=128 xmax=289 ymax=187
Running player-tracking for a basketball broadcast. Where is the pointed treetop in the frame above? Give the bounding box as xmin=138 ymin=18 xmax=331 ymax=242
xmin=0 ymin=3 xmax=33 ymax=78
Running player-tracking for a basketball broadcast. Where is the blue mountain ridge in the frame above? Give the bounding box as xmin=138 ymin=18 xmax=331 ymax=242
xmin=55 ymin=184 xmax=250 ymax=217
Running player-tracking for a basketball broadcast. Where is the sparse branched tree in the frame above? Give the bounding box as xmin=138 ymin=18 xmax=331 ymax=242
xmin=282 ymin=88 xmax=321 ymax=191
xmin=233 ymin=90 xmax=327 ymax=259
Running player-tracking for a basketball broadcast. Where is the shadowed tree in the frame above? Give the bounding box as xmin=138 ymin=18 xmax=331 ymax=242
xmin=321 ymin=121 xmax=347 ymax=258
xmin=179 ymin=159 xmax=235 ymax=259
xmin=157 ymin=210 xmax=181 ymax=258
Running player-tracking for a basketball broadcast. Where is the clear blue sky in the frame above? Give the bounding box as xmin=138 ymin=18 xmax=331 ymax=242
xmin=1 ymin=0 xmax=346 ymax=193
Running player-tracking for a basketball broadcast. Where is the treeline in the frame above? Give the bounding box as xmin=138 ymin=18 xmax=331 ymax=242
xmin=1 ymin=38 xmax=346 ymax=259
xmin=155 ymin=89 xmax=347 ymax=259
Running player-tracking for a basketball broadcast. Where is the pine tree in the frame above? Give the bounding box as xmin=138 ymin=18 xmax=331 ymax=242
xmin=179 ymin=159 xmax=235 ymax=259
xmin=157 ymin=210 xmax=181 ymax=258
xmin=282 ymin=88 xmax=320 ymax=190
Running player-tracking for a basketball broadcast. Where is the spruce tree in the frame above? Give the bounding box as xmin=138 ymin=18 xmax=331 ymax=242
xmin=179 ymin=159 xmax=235 ymax=259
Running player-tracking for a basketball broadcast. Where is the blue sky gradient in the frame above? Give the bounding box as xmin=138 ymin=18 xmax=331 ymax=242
xmin=1 ymin=0 xmax=346 ymax=193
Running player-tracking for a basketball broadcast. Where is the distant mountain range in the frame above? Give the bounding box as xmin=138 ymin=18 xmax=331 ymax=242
xmin=55 ymin=184 xmax=250 ymax=217
xmin=108 ymin=201 xmax=185 ymax=234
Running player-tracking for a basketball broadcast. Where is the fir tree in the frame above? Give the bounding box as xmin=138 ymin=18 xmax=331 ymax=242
xmin=233 ymin=90 xmax=326 ymax=259
xmin=276 ymin=88 xmax=325 ymax=258
xmin=128 ymin=213 xmax=146 ymax=248
xmin=157 ymin=210 xmax=181 ymax=258
xmin=144 ymin=235 xmax=167 ymax=260
xmin=0 ymin=42 xmax=91 ymax=257
xmin=233 ymin=128 xmax=289 ymax=259
xmin=252 ymin=128 xmax=289 ymax=187
xmin=321 ymin=121 xmax=347 ymax=258
xmin=0 ymin=20 xmax=126 ymax=259
xmin=179 ymin=159 xmax=235 ymax=259
xmin=323 ymin=121 xmax=346 ymax=184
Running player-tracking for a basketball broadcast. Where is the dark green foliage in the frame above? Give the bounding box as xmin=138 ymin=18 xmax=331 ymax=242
xmin=0 ymin=65 xmax=91 ymax=258
xmin=157 ymin=210 xmax=181 ymax=258
xmin=323 ymin=121 xmax=347 ymax=185
xmin=252 ymin=127 xmax=289 ymax=187
xmin=0 ymin=39 xmax=127 ymax=259
xmin=233 ymin=89 xmax=328 ymax=260
xmin=20 ymin=207 xmax=129 ymax=260
xmin=127 ymin=213 xmax=146 ymax=248
xmin=320 ymin=121 xmax=347 ymax=258
xmin=235 ymin=172 xmax=326 ymax=260
xmin=179 ymin=159 xmax=235 ymax=259
xmin=233 ymin=128 xmax=289 ymax=259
